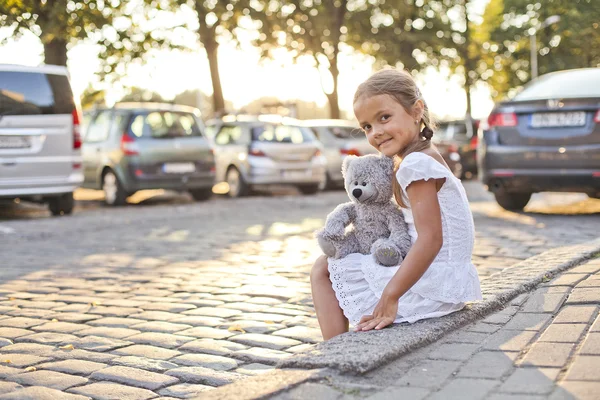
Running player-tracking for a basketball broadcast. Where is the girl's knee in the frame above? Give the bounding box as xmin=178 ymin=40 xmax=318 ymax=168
xmin=310 ymin=255 xmax=329 ymax=282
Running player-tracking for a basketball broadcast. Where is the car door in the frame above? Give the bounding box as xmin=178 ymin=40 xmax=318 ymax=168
xmin=212 ymin=124 xmax=246 ymax=182
xmin=81 ymin=110 xmax=113 ymax=188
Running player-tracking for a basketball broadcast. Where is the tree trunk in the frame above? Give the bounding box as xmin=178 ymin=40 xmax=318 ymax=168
xmin=324 ymin=0 xmax=346 ymax=120
xmin=205 ymin=40 xmax=225 ymax=116
xmin=326 ymin=55 xmax=341 ymax=119
xmin=43 ymin=38 xmax=68 ymax=66
xmin=462 ymin=1 xmax=474 ymax=119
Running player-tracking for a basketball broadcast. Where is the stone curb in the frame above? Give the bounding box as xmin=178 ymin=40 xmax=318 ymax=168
xmin=196 ymin=238 xmax=600 ymax=399
xmin=277 ymin=237 xmax=600 ymax=374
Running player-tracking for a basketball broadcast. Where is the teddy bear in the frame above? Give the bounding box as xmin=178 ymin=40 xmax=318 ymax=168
xmin=316 ymin=154 xmax=412 ymax=266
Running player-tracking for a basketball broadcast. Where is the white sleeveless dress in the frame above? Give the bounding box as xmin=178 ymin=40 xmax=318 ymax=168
xmin=328 ymin=152 xmax=483 ymax=326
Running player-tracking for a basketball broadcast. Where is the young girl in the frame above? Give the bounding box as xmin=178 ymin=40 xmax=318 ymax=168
xmin=310 ymin=69 xmax=482 ymax=340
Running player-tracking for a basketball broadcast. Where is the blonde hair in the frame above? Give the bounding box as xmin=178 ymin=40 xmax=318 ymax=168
xmin=353 ymin=68 xmax=436 ymax=207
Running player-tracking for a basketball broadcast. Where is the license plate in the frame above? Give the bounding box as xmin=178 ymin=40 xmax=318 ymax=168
xmin=282 ymin=169 xmax=311 ymax=179
xmin=163 ymin=162 xmax=196 ymax=174
xmin=0 ymin=136 xmax=31 ymax=149
xmin=530 ymin=112 xmax=586 ymax=128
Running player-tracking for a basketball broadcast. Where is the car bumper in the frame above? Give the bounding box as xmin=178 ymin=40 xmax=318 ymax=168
xmin=246 ymin=165 xmax=326 ymax=185
xmin=0 ymin=172 xmax=83 ymax=198
xmin=128 ymin=175 xmax=215 ymax=192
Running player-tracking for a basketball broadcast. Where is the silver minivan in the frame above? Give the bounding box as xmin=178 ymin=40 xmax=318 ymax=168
xmin=304 ymin=119 xmax=377 ymax=189
xmin=0 ymin=64 xmax=83 ymax=216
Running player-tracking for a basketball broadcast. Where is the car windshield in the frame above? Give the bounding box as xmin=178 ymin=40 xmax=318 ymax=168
xmin=130 ymin=111 xmax=202 ymax=138
xmin=252 ymin=124 xmax=314 ymax=143
xmin=513 ymin=69 xmax=600 ymax=101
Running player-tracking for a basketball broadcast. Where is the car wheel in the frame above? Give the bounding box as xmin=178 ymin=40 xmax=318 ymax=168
xmin=298 ymin=184 xmax=320 ymax=195
xmin=189 ymin=188 xmax=213 ymax=201
xmin=226 ymin=167 xmax=249 ymax=198
xmin=103 ymin=170 xmax=127 ymax=206
xmin=494 ymin=191 xmax=531 ymax=211
xmin=48 ymin=192 xmax=74 ymax=216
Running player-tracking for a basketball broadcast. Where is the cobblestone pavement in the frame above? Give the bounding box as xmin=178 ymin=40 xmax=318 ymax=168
xmin=280 ymin=256 xmax=600 ymax=400
xmin=0 ymin=184 xmax=599 ymax=398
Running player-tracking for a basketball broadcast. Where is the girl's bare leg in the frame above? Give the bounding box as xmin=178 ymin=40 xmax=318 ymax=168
xmin=310 ymin=255 xmax=349 ymax=340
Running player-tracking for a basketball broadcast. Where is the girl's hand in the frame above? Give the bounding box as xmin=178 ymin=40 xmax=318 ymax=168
xmin=354 ymin=293 xmax=398 ymax=332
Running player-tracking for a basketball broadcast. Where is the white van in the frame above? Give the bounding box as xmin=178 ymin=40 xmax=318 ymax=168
xmin=0 ymin=64 xmax=83 ymax=216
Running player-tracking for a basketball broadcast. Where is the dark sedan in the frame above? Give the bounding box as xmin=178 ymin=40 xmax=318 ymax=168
xmin=478 ymin=68 xmax=600 ymax=211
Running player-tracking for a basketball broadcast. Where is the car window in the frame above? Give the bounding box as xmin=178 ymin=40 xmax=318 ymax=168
xmin=453 ymin=123 xmax=469 ymax=138
xmin=513 ymin=69 xmax=600 ymax=101
xmin=0 ymin=71 xmax=74 ymax=115
xmin=133 ymin=111 xmax=202 ymax=139
xmin=84 ymin=111 xmax=112 ymax=143
xmin=328 ymin=126 xmax=362 ymax=139
xmin=252 ymin=124 xmax=314 ymax=143
xmin=214 ymin=125 xmax=243 ymax=145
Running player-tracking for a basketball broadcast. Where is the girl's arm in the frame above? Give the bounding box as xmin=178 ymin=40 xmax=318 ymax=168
xmin=355 ymin=177 xmax=444 ymax=331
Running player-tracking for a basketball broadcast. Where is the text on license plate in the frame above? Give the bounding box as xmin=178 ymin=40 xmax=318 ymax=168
xmin=163 ymin=162 xmax=196 ymax=174
xmin=0 ymin=136 xmax=31 ymax=149
xmin=282 ymin=169 xmax=311 ymax=179
xmin=530 ymin=112 xmax=586 ymax=128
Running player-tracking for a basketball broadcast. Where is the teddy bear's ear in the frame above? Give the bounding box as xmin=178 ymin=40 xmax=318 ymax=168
xmin=341 ymin=155 xmax=357 ymax=178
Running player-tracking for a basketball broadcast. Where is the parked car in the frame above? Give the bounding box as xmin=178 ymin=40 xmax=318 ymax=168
xmin=0 ymin=64 xmax=83 ymax=216
xmin=478 ymin=68 xmax=600 ymax=211
xmin=435 ymin=118 xmax=479 ymax=179
xmin=303 ymin=119 xmax=377 ymax=189
xmin=81 ymin=103 xmax=215 ymax=205
xmin=205 ymin=114 xmax=326 ymax=197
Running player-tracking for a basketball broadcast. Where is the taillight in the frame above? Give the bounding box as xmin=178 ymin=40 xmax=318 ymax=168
xmin=314 ymin=149 xmax=322 ymax=157
xmin=448 ymin=144 xmax=458 ymax=153
xmin=340 ymin=148 xmax=361 ymax=156
xmin=594 ymin=110 xmax=600 ymax=123
xmin=470 ymin=135 xmax=478 ymax=150
xmin=248 ymin=147 xmax=266 ymax=157
xmin=72 ymin=109 xmax=82 ymax=149
xmin=120 ymin=133 xmax=139 ymax=156
xmin=488 ymin=112 xmax=517 ymax=128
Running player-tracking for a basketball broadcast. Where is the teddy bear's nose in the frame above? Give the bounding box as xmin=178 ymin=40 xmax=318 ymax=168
xmin=352 ymin=188 xmax=363 ymax=199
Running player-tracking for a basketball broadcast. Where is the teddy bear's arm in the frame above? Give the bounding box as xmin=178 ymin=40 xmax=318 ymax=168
xmin=386 ymin=211 xmax=413 ymax=257
xmin=321 ymin=202 xmax=357 ymax=239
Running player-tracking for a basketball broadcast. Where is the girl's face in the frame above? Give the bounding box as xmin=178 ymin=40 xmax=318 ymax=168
xmin=354 ymin=94 xmax=422 ymax=157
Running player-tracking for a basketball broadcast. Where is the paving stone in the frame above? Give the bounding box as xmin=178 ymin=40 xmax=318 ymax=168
xmin=488 ymin=395 xmax=546 ymax=400
xmin=181 ymin=307 xmax=242 ymax=318
xmin=552 ymin=305 xmax=597 ymax=324
xmin=483 ymin=329 xmax=537 ymax=352
xmin=231 ymin=347 xmax=292 ymax=365
xmin=234 ymin=363 xmax=275 ymax=376
xmin=112 ymin=344 xmax=181 ymax=360
xmin=87 ymin=317 xmax=146 ymax=328
xmin=271 ymin=326 xmax=321 ymax=343
xmin=0 ymin=327 xmax=33 ymax=339
xmin=580 ymin=332 xmax=600 ymax=355
xmin=5 ymin=309 xmax=56 ymax=319
xmin=395 ymin=359 xmax=462 ymax=388
xmin=590 ymin=316 xmax=600 ymax=332
xmin=539 ymin=324 xmax=587 ymax=343
xmin=8 ymin=370 xmax=88 ymax=390
xmin=165 ymin=366 xmax=246 ymax=387
xmin=521 ymin=342 xmax=575 ymax=367
xmin=0 ymin=354 xmax=51 ymax=368
xmin=425 ymin=343 xmax=481 ymax=361
xmin=176 ymin=326 xmax=237 ymax=340
xmin=564 ymin=355 xmax=600 ymax=381
xmin=550 ymin=381 xmax=600 ymax=400
xmin=37 ymin=359 xmax=107 ymax=376
xmin=170 ymin=354 xmax=238 ymax=371
xmin=231 ymin=313 xmax=289 ymax=323
xmin=67 ymin=381 xmax=158 ymax=400
xmin=0 ymin=382 xmax=21 ymax=395
xmin=75 ymin=326 xmax=141 ymax=339
xmin=0 ymin=365 xmax=22 ymax=379
xmin=217 ymin=320 xmax=285 ymax=334
xmin=429 ymin=378 xmax=499 ymax=400
xmin=229 ymin=333 xmax=301 ymax=350
xmin=543 ymin=273 xmax=588 ymax=287
xmin=169 ymin=316 xmax=225 ymax=327
xmin=521 ymin=290 xmax=568 ymax=314
xmin=244 ymin=297 xmax=282 ymax=305
xmin=178 ymin=339 xmax=246 ymax=356
xmin=16 ymin=332 xmax=79 ymax=345
xmin=0 ymin=317 xmax=48 ymax=329
xmin=498 ymin=367 xmax=560 ymax=395
xmin=52 ymin=313 xmax=102 ymax=323
xmin=565 ymin=263 xmax=600 ymax=274
xmin=286 ymin=344 xmax=315 ymax=354
xmin=503 ymin=313 xmax=552 ymax=331
xmin=0 ymin=338 xmax=13 ymax=348
xmin=215 ymin=302 xmax=266 ymax=312
xmin=126 ymin=332 xmax=195 ymax=349
xmin=368 ymin=386 xmax=431 ymax=400
xmin=457 ymin=351 xmax=518 ymax=379
xmin=130 ymin=321 xmax=192 ymax=334
xmin=30 ymin=321 xmax=88 ymax=333
xmin=90 ymin=365 xmax=179 ymax=390
xmin=157 ymin=383 xmax=214 ymax=398
xmin=274 ymin=382 xmax=344 ymax=400
xmin=0 ymin=386 xmax=90 ymax=400
xmin=1 ymin=342 xmax=61 ymax=356
xmin=127 ymin=312 xmax=182 ymax=323
xmin=442 ymin=330 xmax=490 ymax=344
xmin=85 ymin=306 xmax=142 ymax=317
xmin=138 ymin=302 xmax=196 ymax=313
xmin=565 ymin=288 xmax=600 ymax=305
xmin=112 ymin=356 xmax=179 ymax=373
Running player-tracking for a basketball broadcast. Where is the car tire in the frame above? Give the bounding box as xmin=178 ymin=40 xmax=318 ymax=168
xmin=226 ymin=167 xmax=249 ymax=198
xmin=48 ymin=192 xmax=74 ymax=216
xmin=494 ymin=191 xmax=531 ymax=211
xmin=298 ymin=184 xmax=320 ymax=195
xmin=103 ymin=170 xmax=127 ymax=206
xmin=189 ymin=188 xmax=213 ymax=201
